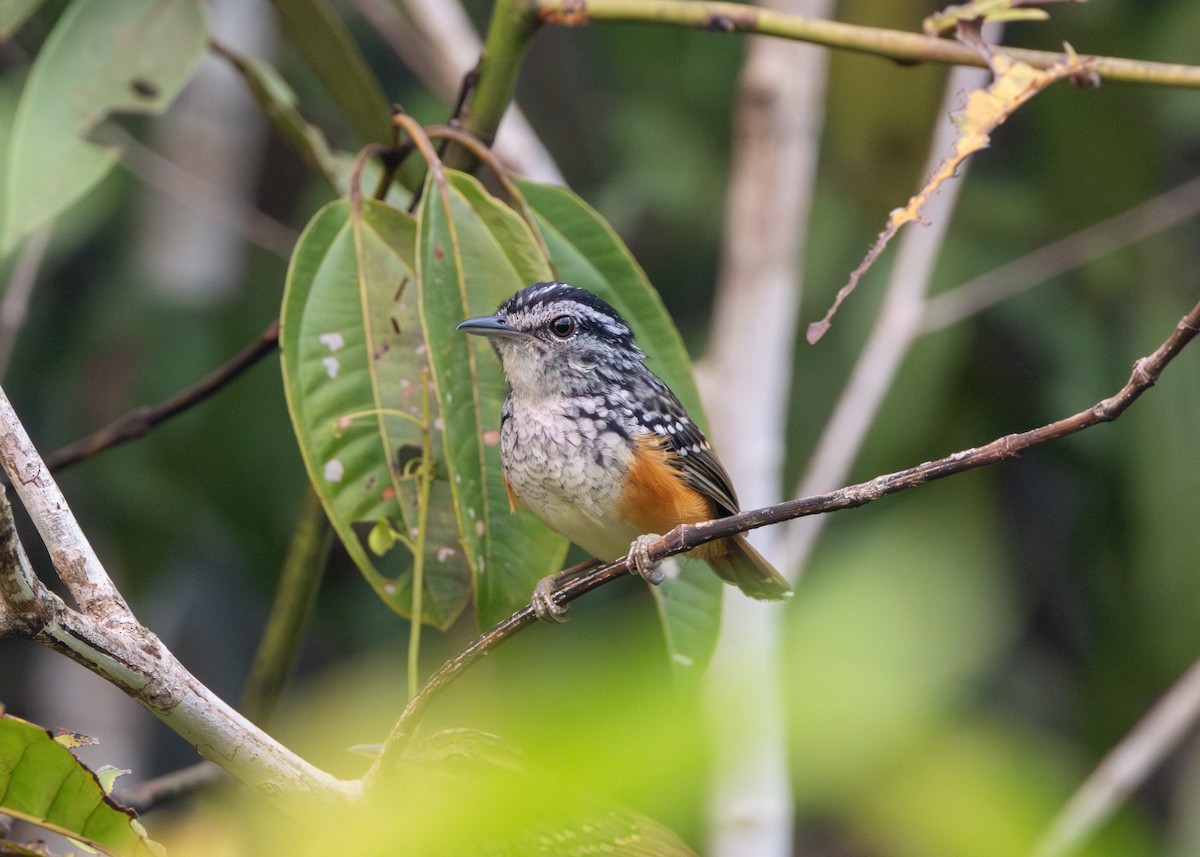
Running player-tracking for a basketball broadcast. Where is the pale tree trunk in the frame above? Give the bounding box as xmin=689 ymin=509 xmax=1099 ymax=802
xmin=700 ymin=19 xmax=1000 ymax=853
xmin=697 ymin=2 xmax=835 ymax=854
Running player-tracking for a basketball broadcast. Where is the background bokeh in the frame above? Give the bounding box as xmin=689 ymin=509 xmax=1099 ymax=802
xmin=2 ymin=0 xmax=1200 ymax=854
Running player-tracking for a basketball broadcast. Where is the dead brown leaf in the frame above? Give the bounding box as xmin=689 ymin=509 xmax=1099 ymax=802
xmin=807 ymin=48 xmax=1092 ymax=345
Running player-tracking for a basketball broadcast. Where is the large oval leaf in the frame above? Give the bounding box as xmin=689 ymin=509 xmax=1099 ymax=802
xmin=417 ymin=167 xmax=569 ymax=628
xmin=515 ymin=178 xmax=723 ymax=674
xmin=281 ymin=198 xmax=470 ymax=629
xmin=0 ymin=714 xmax=164 ymax=857
xmin=2 ymin=0 xmax=207 ymax=253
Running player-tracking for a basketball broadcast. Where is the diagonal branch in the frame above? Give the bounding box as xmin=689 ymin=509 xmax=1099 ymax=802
xmin=1 ymin=389 xmax=132 ymax=615
xmin=366 ymin=293 xmax=1200 ymax=778
xmin=780 ymin=54 xmax=994 ymax=571
xmin=44 ymin=320 xmax=280 ymax=473
xmin=923 ymin=174 xmax=1200 ymax=332
xmin=1032 ymin=650 xmax=1200 ymax=857
xmin=0 ymin=383 xmax=358 ymax=818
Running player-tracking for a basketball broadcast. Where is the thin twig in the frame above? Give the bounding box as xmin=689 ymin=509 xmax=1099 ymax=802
xmin=388 ymin=115 xmax=449 ymax=214
xmin=366 ymin=295 xmax=1200 ymax=778
xmin=780 ymin=56 xmax=993 ymax=571
xmin=534 ymin=0 xmax=1200 ymax=89
xmin=43 ymin=320 xmax=280 ymax=473
xmin=115 ymin=761 xmax=225 ymax=816
xmin=421 ymin=124 xmax=553 ymax=261
xmin=95 ymin=124 xmax=298 ymax=259
xmin=1032 ymin=652 xmax=1200 ymax=857
xmin=923 ymin=174 xmax=1200 ymax=332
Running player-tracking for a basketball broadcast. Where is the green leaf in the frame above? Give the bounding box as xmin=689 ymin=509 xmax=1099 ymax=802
xmin=1 ymin=0 xmax=207 ymax=254
xmin=650 ymin=558 xmax=723 ymax=678
xmin=281 ymin=198 xmax=471 ymax=629
xmin=268 ymin=0 xmax=391 ymax=145
xmin=0 ymin=714 xmax=165 ymax=857
xmin=417 ymin=167 xmax=568 ymax=628
xmin=0 ymin=0 xmax=47 ymax=40
xmin=515 ymin=177 xmax=722 ymax=671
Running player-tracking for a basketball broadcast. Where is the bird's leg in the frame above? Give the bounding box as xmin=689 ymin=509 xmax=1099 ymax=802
xmin=532 ymin=558 xmax=604 ymax=623
xmin=629 ymin=534 xmax=665 ymax=585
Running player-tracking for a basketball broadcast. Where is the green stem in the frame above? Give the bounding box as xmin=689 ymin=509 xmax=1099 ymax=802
xmin=240 ymin=486 xmax=333 ymax=727
xmin=407 ymin=372 xmax=435 ymax=701
xmin=535 ymin=0 xmax=1200 ymax=89
xmin=443 ymin=0 xmax=541 ymax=171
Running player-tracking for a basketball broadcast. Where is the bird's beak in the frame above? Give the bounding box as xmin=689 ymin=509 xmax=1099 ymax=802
xmin=456 ymin=315 xmax=527 ymax=340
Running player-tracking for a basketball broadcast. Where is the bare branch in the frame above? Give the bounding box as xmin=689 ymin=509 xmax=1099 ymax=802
xmin=96 ymin=123 xmax=298 ymax=259
xmin=688 ymin=303 xmax=1200 ymax=546
xmin=367 ymin=294 xmax=1200 ymax=777
xmin=0 ymin=390 xmax=132 ymax=615
xmin=0 ymin=383 xmax=359 ymax=818
xmin=923 ymin=174 xmax=1200 ymax=332
xmin=115 ymin=761 xmax=225 ymax=816
xmin=780 ymin=56 xmax=994 ymax=571
xmin=1032 ymin=652 xmax=1200 ymax=857
xmin=44 ymin=320 xmax=280 ymax=473
xmin=28 ymin=599 xmax=359 ymax=817
xmin=535 ymin=0 xmax=1200 ymax=89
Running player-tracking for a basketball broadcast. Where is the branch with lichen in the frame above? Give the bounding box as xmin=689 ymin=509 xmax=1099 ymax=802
xmin=531 ymin=0 xmax=1200 ymax=89
xmin=0 ymin=385 xmax=359 ymax=820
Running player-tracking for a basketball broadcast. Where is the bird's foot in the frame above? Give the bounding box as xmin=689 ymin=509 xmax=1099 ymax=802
xmin=532 ymin=575 xmax=572 ymax=623
xmin=629 ymin=534 xmax=664 ymax=585
xmin=529 ymin=558 xmax=604 ymax=623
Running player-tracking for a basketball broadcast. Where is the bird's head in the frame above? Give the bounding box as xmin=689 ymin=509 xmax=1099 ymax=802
xmin=457 ymin=282 xmax=645 ymax=399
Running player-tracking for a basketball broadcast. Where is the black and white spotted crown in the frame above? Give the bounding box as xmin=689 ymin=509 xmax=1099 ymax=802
xmin=498 ymin=282 xmax=639 ymax=351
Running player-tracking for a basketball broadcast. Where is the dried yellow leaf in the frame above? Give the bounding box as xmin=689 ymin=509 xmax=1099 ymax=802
xmin=808 ymin=51 xmax=1091 ymax=344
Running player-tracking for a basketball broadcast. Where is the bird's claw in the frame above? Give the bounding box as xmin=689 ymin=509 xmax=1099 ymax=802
xmin=532 ymin=575 xmax=572 ymax=623
xmin=630 ymin=534 xmax=664 ymax=585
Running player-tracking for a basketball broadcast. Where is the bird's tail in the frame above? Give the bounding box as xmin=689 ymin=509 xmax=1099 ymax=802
xmin=707 ymin=535 xmax=792 ymax=601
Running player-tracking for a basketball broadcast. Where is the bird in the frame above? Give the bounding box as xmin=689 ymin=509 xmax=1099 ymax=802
xmin=457 ymin=282 xmax=792 ymax=620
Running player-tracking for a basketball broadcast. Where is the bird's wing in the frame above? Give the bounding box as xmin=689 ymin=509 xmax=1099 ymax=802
xmin=638 ymin=380 xmax=740 ymax=517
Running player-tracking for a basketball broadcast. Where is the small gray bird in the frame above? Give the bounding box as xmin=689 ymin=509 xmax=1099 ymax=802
xmin=458 ymin=282 xmax=791 ymax=617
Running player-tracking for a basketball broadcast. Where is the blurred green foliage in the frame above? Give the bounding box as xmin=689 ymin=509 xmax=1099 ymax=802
xmin=2 ymin=0 xmax=1200 ymax=854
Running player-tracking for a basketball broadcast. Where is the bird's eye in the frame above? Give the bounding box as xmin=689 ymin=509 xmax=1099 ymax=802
xmin=550 ymin=314 xmax=577 ymax=338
